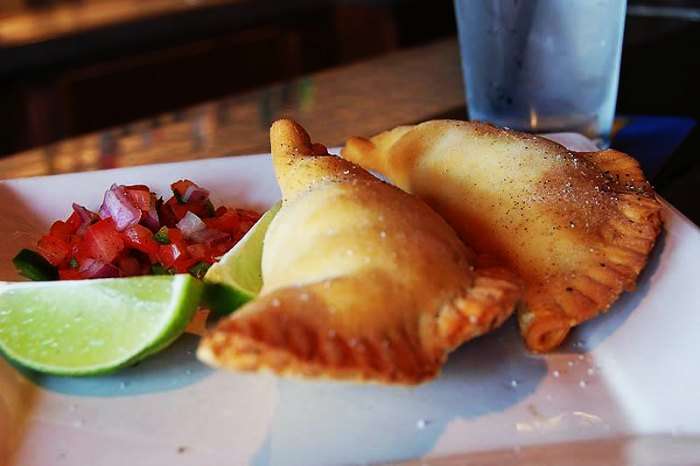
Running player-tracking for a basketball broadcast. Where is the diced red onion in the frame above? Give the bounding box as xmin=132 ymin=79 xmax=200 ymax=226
xmin=141 ymin=204 xmax=160 ymax=231
xmin=79 ymin=259 xmax=120 ymax=279
xmin=176 ymin=211 xmax=207 ymax=239
xmin=191 ymin=228 xmax=230 ymax=245
xmin=98 ymin=203 xmax=110 ymax=219
xmin=99 ymin=184 xmax=142 ymax=231
xmin=181 ymin=183 xmax=209 ymax=203
xmin=72 ymin=203 xmax=99 ymax=234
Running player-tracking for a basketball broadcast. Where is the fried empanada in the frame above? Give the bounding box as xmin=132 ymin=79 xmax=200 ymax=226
xmin=342 ymin=120 xmax=662 ymax=352
xmin=197 ymin=119 xmax=521 ymax=384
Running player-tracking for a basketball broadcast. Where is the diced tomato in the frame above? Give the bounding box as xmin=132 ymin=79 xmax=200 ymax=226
xmin=24 ymin=179 xmax=260 ymax=282
xmin=126 ymin=188 xmax=154 ymax=212
xmin=69 ymin=234 xmax=84 ymax=260
xmin=166 ymin=227 xmax=186 ymax=247
xmin=235 ymin=209 xmax=260 ymax=234
xmin=122 ymin=224 xmax=159 ymax=258
xmin=172 ymin=180 xmax=191 ymax=193
xmin=49 ymin=220 xmax=73 ymax=241
xmin=156 ymin=198 xmax=178 ymax=227
xmin=158 ymin=243 xmax=185 ymax=268
xmin=205 ymin=210 xmax=239 ymax=233
xmin=167 ymin=228 xmax=183 ymax=242
xmin=82 ymin=218 xmax=125 ymax=263
xmin=140 ymin=260 xmax=153 ymax=275
xmin=186 ymin=199 xmax=213 ymax=218
xmin=159 ymin=234 xmax=199 ymax=272
xmin=209 ymin=238 xmax=236 ymax=258
xmin=125 ymin=184 xmax=150 ymax=192
xmin=187 ymin=243 xmax=213 ymax=263
xmin=117 ymin=256 xmax=141 ymax=277
xmin=37 ymin=234 xmax=71 ymax=266
xmin=164 ymin=196 xmax=189 ymax=221
xmin=162 ymin=195 xmax=213 ymax=223
xmin=237 ymin=209 xmax=260 ymax=222
xmin=172 ymin=255 xmax=198 ymax=274
xmin=58 ymin=268 xmax=83 ymax=280
xmin=66 ymin=211 xmax=82 ymax=233
xmin=171 ymin=180 xmax=195 ymax=199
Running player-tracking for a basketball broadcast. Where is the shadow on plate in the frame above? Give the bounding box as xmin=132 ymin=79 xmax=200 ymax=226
xmin=560 ymin=229 xmax=666 ymax=354
xmin=249 ymin=230 xmax=668 ymax=466
xmin=388 ymin=434 xmax=700 ymax=466
xmin=17 ymin=334 xmax=213 ymax=397
xmin=251 ymin=320 xmax=547 ymax=466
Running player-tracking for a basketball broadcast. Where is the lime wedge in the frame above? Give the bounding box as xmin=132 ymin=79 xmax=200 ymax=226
xmin=0 ymin=275 xmax=202 ymax=375
xmin=203 ymin=201 xmax=281 ymax=314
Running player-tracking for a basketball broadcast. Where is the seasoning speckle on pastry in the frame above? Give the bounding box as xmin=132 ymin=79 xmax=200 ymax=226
xmin=197 ymin=119 xmax=521 ymax=384
xmin=342 ymin=120 xmax=662 ymax=352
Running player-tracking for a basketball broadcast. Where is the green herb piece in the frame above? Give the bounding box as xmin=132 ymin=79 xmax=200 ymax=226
xmin=188 ymin=261 xmax=210 ymax=279
xmin=205 ymin=199 xmax=216 ymax=217
xmin=12 ymin=249 xmax=58 ymax=281
xmin=151 ymin=263 xmax=172 ymax=275
xmin=154 ymin=226 xmax=170 ymax=244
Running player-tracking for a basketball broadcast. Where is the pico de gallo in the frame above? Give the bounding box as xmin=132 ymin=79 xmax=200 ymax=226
xmin=13 ymin=180 xmax=260 ymax=281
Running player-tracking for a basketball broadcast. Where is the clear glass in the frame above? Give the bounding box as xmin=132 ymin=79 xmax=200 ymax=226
xmin=454 ymin=0 xmax=626 ymax=147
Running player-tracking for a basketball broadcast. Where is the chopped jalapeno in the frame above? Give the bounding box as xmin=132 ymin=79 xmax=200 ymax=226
xmin=188 ymin=261 xmax=211 ymax=279
xmin=13 ymin=249 xmax=59 ymax=281
xmin=154 ymin=226 xmax=170 ymax=244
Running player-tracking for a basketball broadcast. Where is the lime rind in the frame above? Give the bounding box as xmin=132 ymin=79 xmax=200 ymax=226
xmin=0 ymin=275 xmax=202 ymax=376
xmin=136 ymin=275 xmax=203 ymax=358
xmin=201 ymin=282 xmax=253 ymax=316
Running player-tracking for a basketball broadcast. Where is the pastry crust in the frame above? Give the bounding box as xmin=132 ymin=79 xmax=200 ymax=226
xmin=342 ymin=120 xmax=662 ymax=352
xmin=197 ymin=119 xmax=521 ymax=384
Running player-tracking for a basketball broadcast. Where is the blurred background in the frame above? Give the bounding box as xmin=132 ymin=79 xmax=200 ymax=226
xmin=0 ymin=0 xmax=698 ymax=157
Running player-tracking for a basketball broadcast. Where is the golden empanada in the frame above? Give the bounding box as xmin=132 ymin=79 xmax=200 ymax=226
xmin=197 ymin=119 xmax=521 ymax=384
xmin=342 ymin=120 xmax=662 ymax=352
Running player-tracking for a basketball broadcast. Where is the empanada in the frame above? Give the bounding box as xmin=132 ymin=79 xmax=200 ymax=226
xmin=197 ymin=120 xmax=521 ymax=384
xmin=342 ymin=120 xmax=662 ymax=352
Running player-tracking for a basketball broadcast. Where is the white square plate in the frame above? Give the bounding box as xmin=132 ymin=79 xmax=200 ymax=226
xmin=1 ymin=135 xmax=699 ymax=466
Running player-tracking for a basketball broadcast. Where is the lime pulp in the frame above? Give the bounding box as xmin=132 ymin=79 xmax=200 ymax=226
xmin=0 ymin=274 xmax=202 ymax=375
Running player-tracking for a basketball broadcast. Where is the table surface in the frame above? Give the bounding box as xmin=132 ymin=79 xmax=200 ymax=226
xmin=1 ymin=37 xmax=697 ymax=225
xmin=0 ymin=0 xmax=244 ymax=47
xmin=0 ymin=39 xmax=463 ymax=180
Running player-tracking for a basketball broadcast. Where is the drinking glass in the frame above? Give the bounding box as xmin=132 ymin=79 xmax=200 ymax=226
xmin=454 ymin=0 xmax=626 ymax=146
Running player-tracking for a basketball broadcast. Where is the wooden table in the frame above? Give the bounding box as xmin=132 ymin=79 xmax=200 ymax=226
xmin=0 ymin=0 xmax=245 ymax=47
xmin=1 ymin=37 xmax=698 ymax=226
xmin=0 ymin=39 xmax=464 ymax=180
